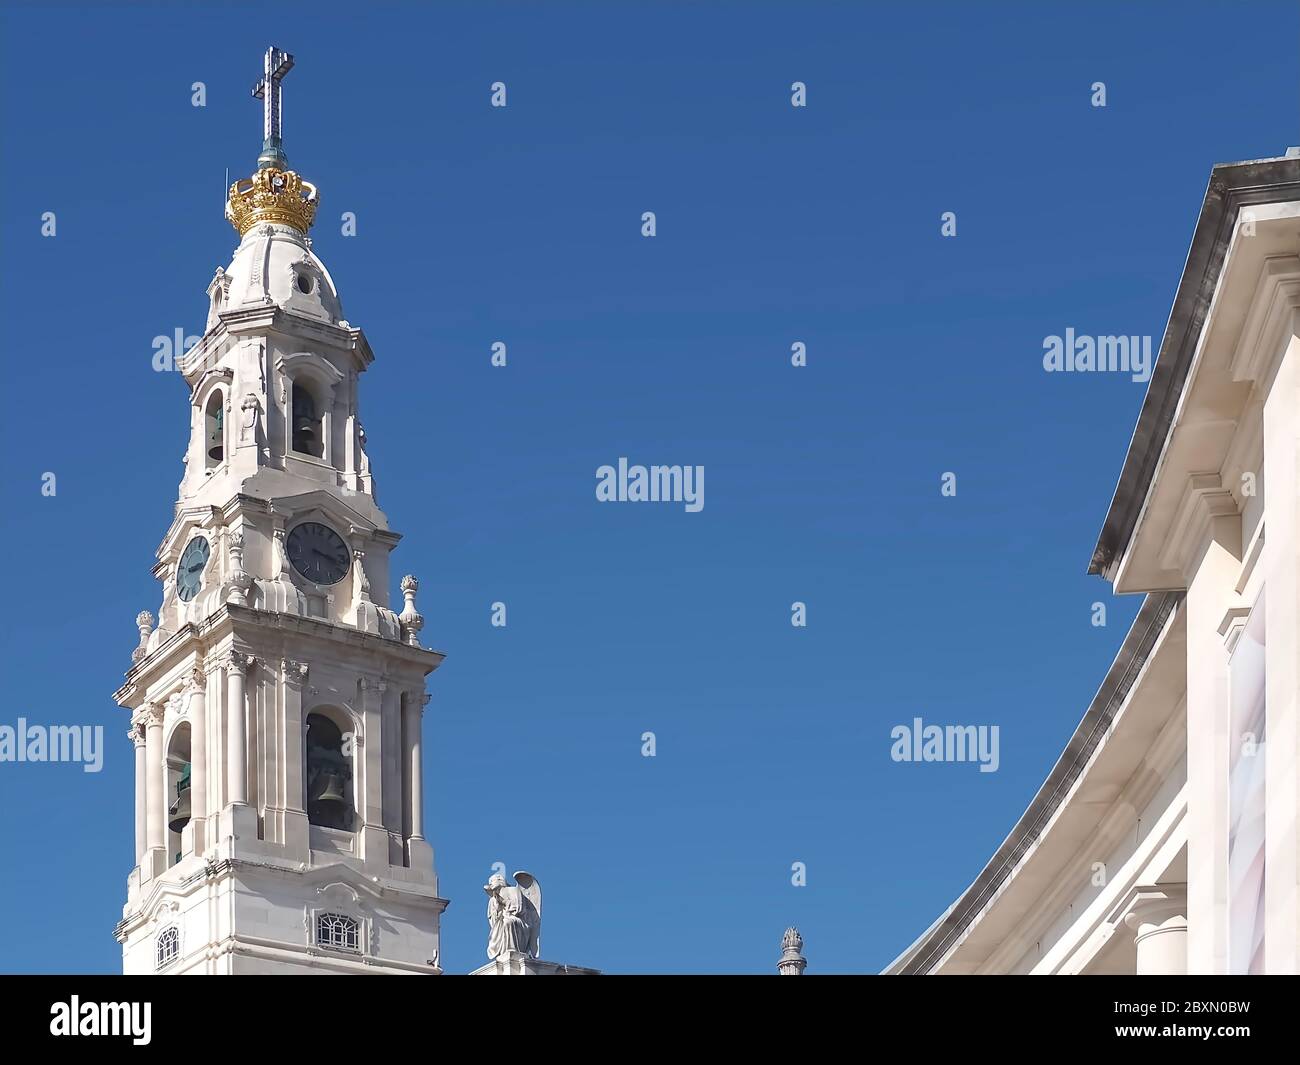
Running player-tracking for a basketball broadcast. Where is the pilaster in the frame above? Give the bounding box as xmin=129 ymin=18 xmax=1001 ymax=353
xmin=1263 ymin=330 xmax=1300 ymax=972
xmin=141 ymin=702 xmax=167 ymax=882
xmin=358 ymin=675 xmax=388 ymax=864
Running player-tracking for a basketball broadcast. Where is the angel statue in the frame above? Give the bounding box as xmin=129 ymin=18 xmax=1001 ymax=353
xmin=484 ymin=871 xmax=541 ymax=960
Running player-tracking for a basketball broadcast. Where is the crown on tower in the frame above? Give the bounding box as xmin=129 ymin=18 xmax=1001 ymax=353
xmin=226 ymin=167 xmax=319 ymax=236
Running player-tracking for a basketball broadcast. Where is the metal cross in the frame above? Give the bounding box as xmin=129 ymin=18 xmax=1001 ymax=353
xmin=252 ymin=46 xmax=294 ymax=168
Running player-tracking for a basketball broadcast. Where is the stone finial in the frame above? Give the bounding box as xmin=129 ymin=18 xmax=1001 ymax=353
xmin=132 ymin=611 xmax=155 ymax=664
xmin=227 ymin=529 xmax=254 ymax=606
xmin=399 ymin=575 xmax=424 ymax=647
xmin=778 ymin=927 xmax=806 ymax=976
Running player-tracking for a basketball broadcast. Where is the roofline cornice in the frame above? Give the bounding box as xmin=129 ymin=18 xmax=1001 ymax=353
xmin=1090 ymin=155 xmax=1300 ymax=579
xmin=889 ymin=590 xmax=1181 ymax=975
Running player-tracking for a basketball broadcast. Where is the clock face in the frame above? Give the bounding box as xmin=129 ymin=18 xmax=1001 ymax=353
xmin=177 ymin=536 xmax=211 ymax=602
xmin=286 ymin=522 xmax=350 ymax=586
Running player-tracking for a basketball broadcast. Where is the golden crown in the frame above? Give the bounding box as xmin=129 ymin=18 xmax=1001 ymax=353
xmin=226 ymin=167 xmax=318 ymax=236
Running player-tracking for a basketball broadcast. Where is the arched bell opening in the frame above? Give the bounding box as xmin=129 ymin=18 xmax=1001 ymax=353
xmin=204 ymin=390 xmax=225 ymax=467
xmin=305 ymin=712 xmax=353 ymax=831
xmin=165 ymin=722 xmax=192 ymax=867
xmin=291 ymin=381 xmax=323 ymax=458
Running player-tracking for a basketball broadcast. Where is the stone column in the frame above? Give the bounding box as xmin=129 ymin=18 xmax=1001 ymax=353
xmin=1125 ymin=886 xmax=1189 ymax=975
xmin=404 ymin=691 xmax=434 ymax=874
xmin=143 ymin=702 xmax=166 ymax=878
xmin=130 ymin=723 xmax=147 ymax=863
xmin=187 ymin=667 xmax=207 ymax=852
xmin=405 ymin=692 xmax=427 ymax=841
xmin=225 ymin=651 xmax=250 ymax=806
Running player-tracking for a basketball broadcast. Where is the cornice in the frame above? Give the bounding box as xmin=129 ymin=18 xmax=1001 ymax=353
xmin=891 ymin=591 xmax=1182 ymax=975
xmin=154 ymin=504 xmax=227 ymax=567
xmin=115 ymin=625 xmax=205 ymax=707
xmin=224 ymin=603 xmax=445 ymax=674
xmin=1229 ymin=254 xmax=1300 ymax=385
xmin=222 ymin=306 xmax=372 ymax=365
xmin=1090 ymin=155 xmax=1300 ymax=578
xmin=1156 ymin=472 xmax=1240 ymax=576
xmin=116 ymin=855 xmax=448 ymax=941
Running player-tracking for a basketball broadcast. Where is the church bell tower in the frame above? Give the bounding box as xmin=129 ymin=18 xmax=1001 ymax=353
xmin=113 ymin=47 xmax=447 ymax=974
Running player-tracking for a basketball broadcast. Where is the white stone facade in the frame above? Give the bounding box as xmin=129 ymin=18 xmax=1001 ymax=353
xmin=114 ymin=159 xmax=446 ymax=974
xmin=888 ymin=153 xmax=1300 ymax=976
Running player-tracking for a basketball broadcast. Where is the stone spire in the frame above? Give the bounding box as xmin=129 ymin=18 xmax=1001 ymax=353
xmin=778 ymin=927 xmax=807 ymax=975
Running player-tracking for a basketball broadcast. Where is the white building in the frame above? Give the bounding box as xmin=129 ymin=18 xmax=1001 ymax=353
xmin=113 ymin=50 xmax=447 ymax=974
xmin=889 ymin=150 xmax=1300 ymax=975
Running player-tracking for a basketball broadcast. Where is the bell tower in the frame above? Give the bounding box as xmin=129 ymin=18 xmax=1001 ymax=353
xmin=113 ymin=47 xmax=447 ymax=974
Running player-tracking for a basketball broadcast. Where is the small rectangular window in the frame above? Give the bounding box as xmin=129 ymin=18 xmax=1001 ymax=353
xmin=317 ymin=912 xmax=360 ymax=953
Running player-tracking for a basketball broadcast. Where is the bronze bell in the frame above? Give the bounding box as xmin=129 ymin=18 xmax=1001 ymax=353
xmin=311 ymin=770 xmax=347 ymax=808
xmin=168 ymin=790 xmax=191 ymax=834
xmin=293 ymin=417 xmax=316 ymax=452
xmin=168 ymin=762 xmax=192 ymax=834
xmin=208 ymin=408 xmax=224 ymax=461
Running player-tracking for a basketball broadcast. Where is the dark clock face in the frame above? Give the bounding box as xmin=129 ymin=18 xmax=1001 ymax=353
xmin=177 ymin=536 xmax=211 ymax=602
xmin=286 ymin=522 xmax=350 ymax=586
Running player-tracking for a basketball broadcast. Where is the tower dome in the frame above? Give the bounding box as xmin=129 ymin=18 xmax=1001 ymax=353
xmin=220 ymin=222 xmax=344 ymax=325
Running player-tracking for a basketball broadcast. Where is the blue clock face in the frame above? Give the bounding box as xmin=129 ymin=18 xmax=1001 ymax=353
xmin=177 ymin=536 xmax=210 ymax=602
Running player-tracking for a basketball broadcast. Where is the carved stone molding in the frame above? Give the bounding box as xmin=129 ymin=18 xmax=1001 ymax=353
xmin=1157 ymin=472 xmax=1240 ymax=577
xmin=185 ymin=666 xmax=207 ymax=694
xmin=167 ymin=691 xmax=186 ymax=718
xmin=283 ymin=659 xmax=310 ymax=687
xmin=140 ymin=702 xmax=167 ymax=728
xmin=1229 ymin=254 xmax=1300 ymax=384
xmin=1122 ymin=884 xmax=1188 ymax=936
xmin=224 ymin=649 xmax=252 ymax=674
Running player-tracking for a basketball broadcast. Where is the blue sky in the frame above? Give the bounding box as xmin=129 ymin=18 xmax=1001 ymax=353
xmin=1 ymin=1 xmax=1296 ymax=974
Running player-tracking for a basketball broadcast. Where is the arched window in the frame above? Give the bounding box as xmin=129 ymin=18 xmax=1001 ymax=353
xmin=305 ymin=713 xmax=353 ymax=830
xmin=291 ymin=382 xmax=323 ymax=458
xmin=317 ymin=912 xmax=360 ymax=953
xmin=205 ymin=391 xmax=224 ymax=467
xmin=156 ymin=926 xmax=180 ymax=969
